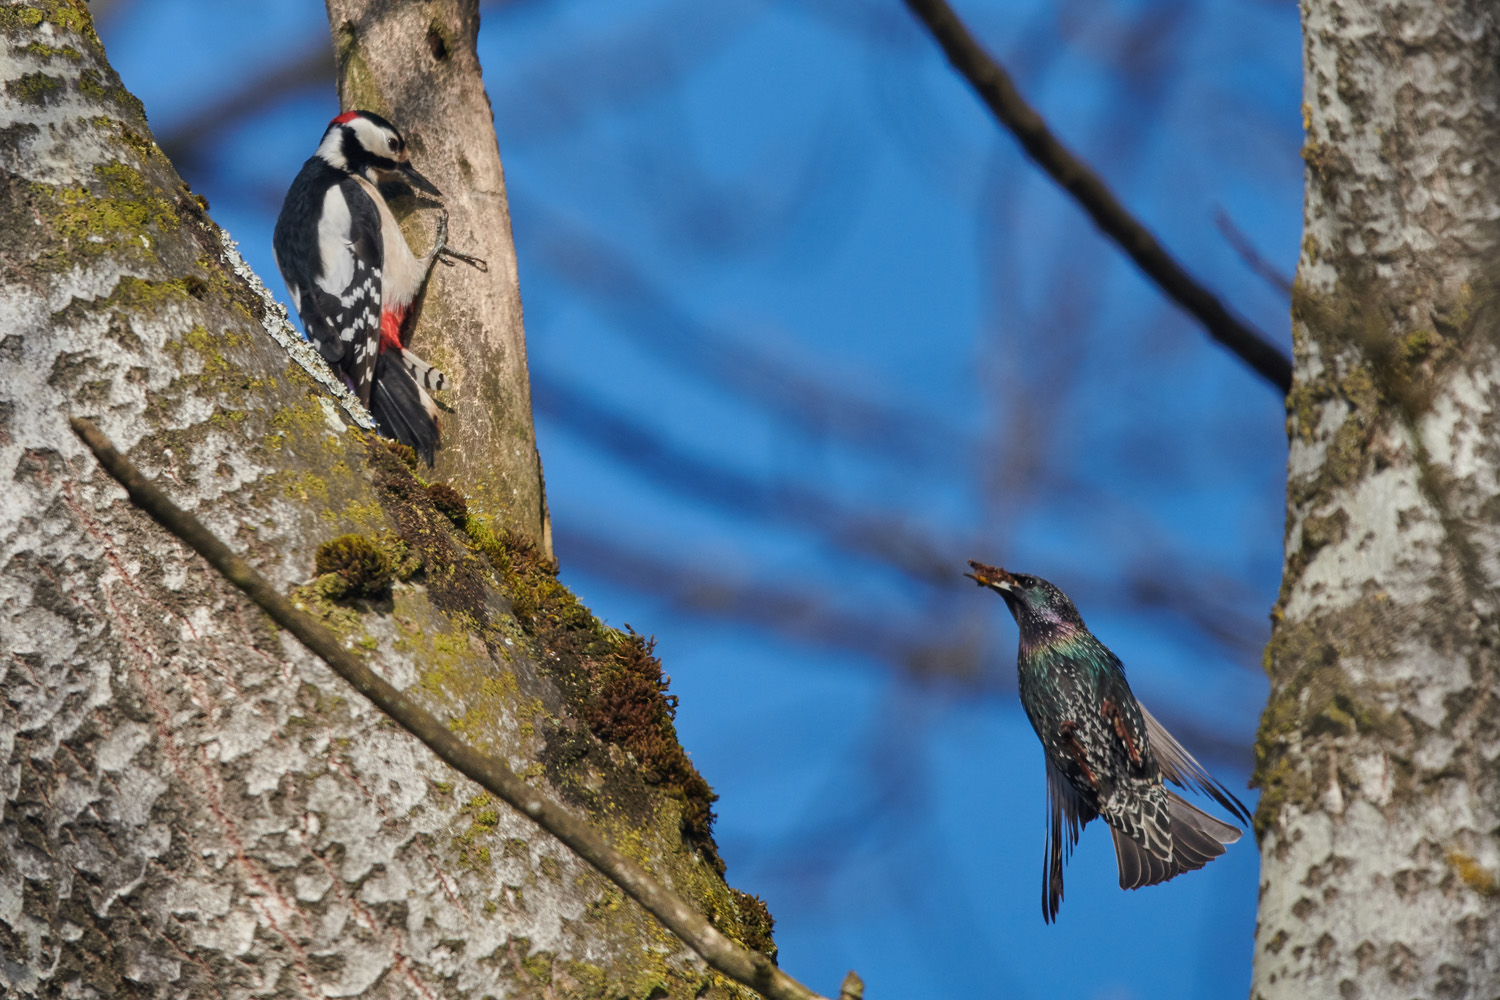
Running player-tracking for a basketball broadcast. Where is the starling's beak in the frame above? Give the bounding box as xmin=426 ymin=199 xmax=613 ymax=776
xmin=965 ymin=559 xmax=1016 ymax=591
xmin=400 ymin=162 xmax=442 ymax=197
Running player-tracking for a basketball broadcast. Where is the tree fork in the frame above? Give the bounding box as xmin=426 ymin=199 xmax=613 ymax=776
xmin=324 ymin=0 xmax=551 ymax=556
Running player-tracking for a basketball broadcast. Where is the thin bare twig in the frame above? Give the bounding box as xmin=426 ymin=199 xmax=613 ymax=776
xmin=68 ymin=417 xmax=839 ymax=1000
xmin=902 ymin=0 xmax=1292 ymax=395
xmin=1213 ymin=208 xmax=1294 ymax=299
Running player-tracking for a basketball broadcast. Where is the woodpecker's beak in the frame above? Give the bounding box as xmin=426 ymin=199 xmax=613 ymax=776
xmin=965 ymin=560 xmax=1016 ymax=591
xmin=400 ymin=162 xmax=442 ymax=197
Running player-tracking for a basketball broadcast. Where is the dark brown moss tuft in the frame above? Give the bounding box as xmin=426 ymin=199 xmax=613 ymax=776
xmin=584 ymin=631 xmax=721 ymax=872
xmin=315 ymin=534 xmax=394 ymax=598
xmin=427 ymin=482 xmax=468 ymax=524
xmin=728 ymin=888 xmax=777 ymax=962
xmin=385 ymin=439 xmax=419 ymax=471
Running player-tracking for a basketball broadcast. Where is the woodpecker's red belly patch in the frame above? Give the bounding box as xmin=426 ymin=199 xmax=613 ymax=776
xmin=379 ymin=308 xmax=406 ymax=354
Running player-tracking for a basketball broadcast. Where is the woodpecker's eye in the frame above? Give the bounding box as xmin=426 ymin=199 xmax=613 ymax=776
xmin=387 ymin=137 xmax=399 ymax=152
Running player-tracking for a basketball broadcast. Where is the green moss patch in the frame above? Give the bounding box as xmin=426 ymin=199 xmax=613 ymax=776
xmin=1254 ymin=603 xmax=1409 ymax=837
xmin=6 ymin=71 xmax=65 ymax=105
xmin=464 ymin=513 xmax=724 ymax=873
xmin=32 ymin=159 xmax=180 ymax=270
xmin=366 ymin=440 xmax=490 ymax=616
xmin=315 ymin=533 xmax=394 ymax=599
xmin=0 ymin=1 xmax=98 ymax=44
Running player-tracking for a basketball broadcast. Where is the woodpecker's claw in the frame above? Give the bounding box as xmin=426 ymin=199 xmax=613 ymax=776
xmin=437 ymin=246 xmax=488 ymax=272
xmin=429 ymin=210 xmax=488 ymax=271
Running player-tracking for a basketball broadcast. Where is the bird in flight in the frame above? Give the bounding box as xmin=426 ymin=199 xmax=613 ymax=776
xmin=967 ymin=561 xmax=1252 ymax=922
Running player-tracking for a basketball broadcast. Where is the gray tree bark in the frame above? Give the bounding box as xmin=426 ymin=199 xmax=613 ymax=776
xmin=1254 ymin=1 xmax=1500 ymax=997
xmin=0 ymin=2 xmax=766 ymax=997
xmin=324 ymin=0 xmax=550 ymax=557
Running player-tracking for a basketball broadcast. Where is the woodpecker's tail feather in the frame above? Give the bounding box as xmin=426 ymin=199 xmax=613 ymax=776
xmin=398 ymin=348 xmax=446 ymax=392
xmin=370 ymin=351 xmax=439 ymax=466
xmin=1111 ymin=790 xmax=1240 ymax=890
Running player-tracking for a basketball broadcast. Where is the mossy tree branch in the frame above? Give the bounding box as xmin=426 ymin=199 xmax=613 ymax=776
xmin=70 ymin=417 xmax=843 ymax=1000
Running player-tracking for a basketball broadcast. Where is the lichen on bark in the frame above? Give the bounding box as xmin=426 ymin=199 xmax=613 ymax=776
xmin=0 ymin=2 xmax=770 ymax=997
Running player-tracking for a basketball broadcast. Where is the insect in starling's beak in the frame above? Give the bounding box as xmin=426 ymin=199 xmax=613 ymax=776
xmin=965 ymin=559 xmax=1016 ymax=591
xmin=399 ymin=161 xmax=442 ymax=197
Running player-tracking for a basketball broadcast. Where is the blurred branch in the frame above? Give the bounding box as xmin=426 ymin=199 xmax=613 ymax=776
xmin=539 ymin=363 xmax=1267 ymax=682
xmin=532 ymin=371 xmax=959 ymax=584
xmin=559 ymin=525 xmax=986 ymax=681
xmin=1214 ymin=208 xmax=1294 ymax=298
xmin=159 ymin=43 xmax=333 ymax=170
xmin=70 ymin=417 xmax=838 ymax=1000
xmin=1127 ymin=568 xmax=1269 ymax=664
xmin=902 ymin=0 xmax=1293 ymax=395
xmin=527 ymin=207 xmax=961 ymax=466
xmin=156 ymin=0 xmax=740 ymax=174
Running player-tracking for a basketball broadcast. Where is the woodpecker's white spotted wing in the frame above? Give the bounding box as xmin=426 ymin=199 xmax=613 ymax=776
xmin=273 ymin=163 xmax=384 ymax=404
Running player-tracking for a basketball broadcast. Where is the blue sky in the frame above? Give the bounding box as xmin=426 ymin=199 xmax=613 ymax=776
xmin=99 ymin=1 xmax=1301 ymax=996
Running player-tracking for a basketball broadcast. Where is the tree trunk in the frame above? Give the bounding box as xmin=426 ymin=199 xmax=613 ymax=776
xmin=324 ymin=0 xmax=550 ymax=558
xmin=1254 ymin=1 xmax=1500 ymax=996
xmin=0 ymin=3 xmax=766 ymax=996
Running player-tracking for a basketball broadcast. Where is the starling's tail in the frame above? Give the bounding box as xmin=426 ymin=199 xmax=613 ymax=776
xmin=1111 ymin=791 xmax=1241 ymax=890
xmin=369 ymin=350 xmax=440 ymax=466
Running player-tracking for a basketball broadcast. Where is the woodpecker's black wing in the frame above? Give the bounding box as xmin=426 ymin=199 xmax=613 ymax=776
xmin=1043 ymin=756 xmax=1098 ymax=924
xmin=273 ymin=160 xmax=384 ymax=403
xmin=369 ymin=351 xmax=439 ymax=466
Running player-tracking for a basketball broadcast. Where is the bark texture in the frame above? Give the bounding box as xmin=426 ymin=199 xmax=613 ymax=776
xmin=323 ymin=0 xmax=550 ymax=557
xmin=0 ymin=2 xmax=765 ymax=997
xmin=1255 ymin=1 xmax=1500 ymax=996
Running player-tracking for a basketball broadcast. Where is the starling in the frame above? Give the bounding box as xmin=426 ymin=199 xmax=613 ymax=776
xmin=967 ymin=561 xmax=1251 ymax=922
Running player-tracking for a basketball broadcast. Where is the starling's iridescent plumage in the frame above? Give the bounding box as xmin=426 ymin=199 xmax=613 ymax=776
xmin=967 ymin=561 xmax=1251 ymax=923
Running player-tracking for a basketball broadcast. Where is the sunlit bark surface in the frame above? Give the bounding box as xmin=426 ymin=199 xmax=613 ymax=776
xmin=1255 ymin=1 xmax=1500 ymax=996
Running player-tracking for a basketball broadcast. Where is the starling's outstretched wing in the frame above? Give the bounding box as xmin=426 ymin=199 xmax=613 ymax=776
xmin=1140 ymin=703 xmax=1254 ymax=826
xmin=1043 ymin=757 xmax=1098 ymax=923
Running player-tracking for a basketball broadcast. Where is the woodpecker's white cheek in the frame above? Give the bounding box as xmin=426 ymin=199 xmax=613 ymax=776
xmin=314 ymin=185 xmax=355 ymax=296
xmin=348 ymin=117 xmax=392 ymax=158
xmin=314 ymin=127 xmax=346 ymax=169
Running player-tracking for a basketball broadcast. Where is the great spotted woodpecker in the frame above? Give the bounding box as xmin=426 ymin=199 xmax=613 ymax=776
xmin=273 ymin=110 xmax=470 ymax=465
